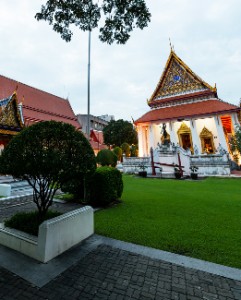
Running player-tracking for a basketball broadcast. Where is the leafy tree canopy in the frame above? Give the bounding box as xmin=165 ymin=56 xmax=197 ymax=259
xmin=0 ymin=121 xmax=96 ymax=218
xmin=35 ymin=0 xmax=151 ymax=44
xmin=103 ymin=119 xmax=138 ymax=147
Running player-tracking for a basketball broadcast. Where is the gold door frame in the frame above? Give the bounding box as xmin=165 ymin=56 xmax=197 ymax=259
xmin=177 ymin=122 xmax=193 ymax=153
xmin=199 ymin=126 xmax=215 ymax=154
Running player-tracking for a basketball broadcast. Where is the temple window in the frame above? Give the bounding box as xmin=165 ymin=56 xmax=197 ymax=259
xmin=220 ymin=115 xmax=233 ymax=152
xmin=199 ymin=127 xmax=215 ymax=154
xmin=177 ymin=122 xmax=193 ymax=153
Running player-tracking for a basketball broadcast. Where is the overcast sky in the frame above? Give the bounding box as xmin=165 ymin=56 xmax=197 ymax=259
xmin=1 ymin=1 xmax=241 ymax=122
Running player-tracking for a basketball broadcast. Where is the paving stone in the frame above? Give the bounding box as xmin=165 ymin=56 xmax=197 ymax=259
xmin=0 ymin=194 xmax=241 ymax=299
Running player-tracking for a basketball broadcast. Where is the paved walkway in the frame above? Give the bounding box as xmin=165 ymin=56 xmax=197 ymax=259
xmin=0 ymin=197 xmax=241 ymax=299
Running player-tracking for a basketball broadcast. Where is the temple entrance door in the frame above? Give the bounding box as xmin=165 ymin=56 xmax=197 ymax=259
xmin=180 ymin=133 xmax=192 ymax=150
xmin=177 ymin=122 xmax=193 ymax=153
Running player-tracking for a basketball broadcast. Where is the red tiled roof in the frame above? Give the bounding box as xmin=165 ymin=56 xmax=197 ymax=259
xmin=0 ymin=75 xmax=80 ymax=128
xmin=135 ymin=100 xmax=240 ymax=124
xmin=90 ymin=140 xmax=108 ymax=151
xmin=90 ymin=130 xmax=105 ymax=144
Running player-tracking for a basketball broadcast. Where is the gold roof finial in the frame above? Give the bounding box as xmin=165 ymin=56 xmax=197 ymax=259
xmin=169 ymin=38 xmax=174 ymax=52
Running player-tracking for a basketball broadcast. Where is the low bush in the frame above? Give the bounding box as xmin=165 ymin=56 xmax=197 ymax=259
xmin=96 ymin=149 xmax=117 ymax=167
xmin=90 ymin=166 xmax=123 ymax=207
xmin=5 ymin=210 xmax=62 ymax=236
xmin=112 ymin=147 xmax=122 ymax=161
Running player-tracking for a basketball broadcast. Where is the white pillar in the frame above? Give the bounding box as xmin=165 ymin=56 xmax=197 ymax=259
xmin=149 ymin=123 xmax=155 ymax=150
xmin=169 ymin=121 xmax=177 ymax=144
xmin=137 ymin=125 xmax=144 ymax=157
xmin=190 ymin=119 xmax=201 ymax=154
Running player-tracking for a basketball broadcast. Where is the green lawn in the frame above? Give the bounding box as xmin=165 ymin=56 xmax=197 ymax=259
xmin=95 ymin=175 xmax=241 ymax=269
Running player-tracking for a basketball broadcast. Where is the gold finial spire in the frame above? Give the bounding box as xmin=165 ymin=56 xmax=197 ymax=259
xmin=169 ymin=38 xmax=174 ymax=52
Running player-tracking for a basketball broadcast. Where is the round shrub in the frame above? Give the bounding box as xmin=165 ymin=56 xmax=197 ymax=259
xmin=96 ymin=149 xmax=117 ymax=167
xmin=90 ymin=166 xmax=123 ymax=207
xmin=112 ymin=146 xmax=122 ymax=161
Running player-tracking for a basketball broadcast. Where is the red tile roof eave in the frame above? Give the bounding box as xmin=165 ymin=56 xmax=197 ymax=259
xmin=135 ymin=108 xmax=240 ymax=125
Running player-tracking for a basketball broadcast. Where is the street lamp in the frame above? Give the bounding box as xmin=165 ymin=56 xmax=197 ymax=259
xmin=87 ymin=29 xmax=91 ymax=140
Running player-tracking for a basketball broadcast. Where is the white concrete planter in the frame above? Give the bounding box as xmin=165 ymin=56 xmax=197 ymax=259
xmin=0 ymin=184 xmax=11 ymax=197
xmin=0 ymin=206 xmax=94 ymax=263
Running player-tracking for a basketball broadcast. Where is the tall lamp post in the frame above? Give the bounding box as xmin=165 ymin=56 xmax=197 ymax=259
xmin=87 ymin=30 xmax=91 ymax=140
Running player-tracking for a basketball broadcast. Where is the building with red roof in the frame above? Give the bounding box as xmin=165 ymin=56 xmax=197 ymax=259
xmin=0 ymin=75 xmax=80 ymax=128
xmin=0 ymin=74 xmax=80 ymax=148
xmin=133 ymin=50 xmax=241 ymax=175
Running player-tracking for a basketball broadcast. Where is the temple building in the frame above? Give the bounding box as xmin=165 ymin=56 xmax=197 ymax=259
xmin=132 ymin=50 xmax=241 ymax=176
xmin=0 ymin=75 xmax=80 ymax=149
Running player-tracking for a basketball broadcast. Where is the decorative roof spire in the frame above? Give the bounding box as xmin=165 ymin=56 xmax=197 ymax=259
xmin=169 ymin=38 xmax=174 ymax=52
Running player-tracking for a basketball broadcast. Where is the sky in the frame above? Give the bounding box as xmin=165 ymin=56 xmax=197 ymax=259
xmin=1 ymin=1 xmax=241 ymax=122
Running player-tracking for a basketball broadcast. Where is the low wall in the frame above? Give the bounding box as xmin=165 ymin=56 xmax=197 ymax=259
xmin=0 ymin=184 xmax=11 ymax=197
xmin=0 ymin=206 xmax=94 ymax=263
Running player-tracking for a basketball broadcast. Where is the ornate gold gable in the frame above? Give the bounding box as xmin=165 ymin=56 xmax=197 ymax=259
xmin=0 ymin=92 xmax=24 ymax=135
xmin=199 ymin=127 xmax=215 ymax=154
xmin=177 ymin=122 xmax=193 ymax=153
xmin=149 ymin=50 xmax=217 ymax=104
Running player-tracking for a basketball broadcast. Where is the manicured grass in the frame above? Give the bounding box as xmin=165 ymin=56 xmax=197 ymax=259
xmin=95 ymin=175 xmax=241 ymax=269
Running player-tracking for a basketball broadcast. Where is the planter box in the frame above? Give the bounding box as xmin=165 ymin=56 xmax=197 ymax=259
xmin=0 ymin=184 xmax=11 ymax=197
xmin=0 ymin=206 xmax=93 ymax=263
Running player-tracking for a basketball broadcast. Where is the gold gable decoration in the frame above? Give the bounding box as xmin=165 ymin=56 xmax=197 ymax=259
xmin=149 ymin=50 xmax=217 ymax=104
xmin=0 ymin=92 xmax=24 ymax=131
xmin=156 ymin=59 xmax=207 ymax=98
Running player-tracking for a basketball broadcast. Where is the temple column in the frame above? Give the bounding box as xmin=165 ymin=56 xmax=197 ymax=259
xmin=149 ymin=123 xmax=156 ymax=151
xmin=169 ymin=121 xmax=177 ymax=144
xmin=137 ymin=125 xmax=144 ymax=157
xmin=190 ymin=119 xmax=201 ymax=154
xmin=231 ymin=113 xmax=239 ymax=132
xmin=214 ymin=116 xmax=228 ymax=151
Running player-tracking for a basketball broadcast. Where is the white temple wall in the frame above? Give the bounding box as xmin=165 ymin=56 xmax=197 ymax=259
xmin=151 ymin=123 xmax=161 ymax=148
xmin=231 ymin=113 xmax=239 ymax=132
xmin=137 ymin=125 xmax=145 ymax=157
xmin=190 ymin=119 xmax=201 ymax=152
xmin=168 ymin=121 xmax=177 ymax=144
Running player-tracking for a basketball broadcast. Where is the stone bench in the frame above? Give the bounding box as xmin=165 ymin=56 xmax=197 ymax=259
xmin=0 ymin=206 xmax=94 ymax=263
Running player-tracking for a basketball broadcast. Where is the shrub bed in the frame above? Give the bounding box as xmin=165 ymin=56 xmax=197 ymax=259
xmin=90 ymin=166 xmax=123 ymax=207
xmin=5 ymin=210 xmax=62 ymax=236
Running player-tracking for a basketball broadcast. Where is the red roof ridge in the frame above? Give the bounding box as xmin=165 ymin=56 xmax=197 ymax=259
xmin=23 ymin=104 xmax=78 ymax=121
xmin=0 ymin=74 xmax=69 ymax=102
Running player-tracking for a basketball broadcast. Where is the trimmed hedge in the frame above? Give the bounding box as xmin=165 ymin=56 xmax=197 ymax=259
xmin=5 ymin=210 xmax=62 ymax=236
xmin=96 ymin=149 xmax=117 ymax=167
xmin=90 ymin=166 xmax=123 ymax=206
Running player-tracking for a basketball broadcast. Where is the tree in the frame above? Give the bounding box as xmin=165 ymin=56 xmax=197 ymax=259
xmin=230 ymin=126 xmax=241 ymax=154
xmin=96 ymin=149 xmax=118 ymax=167
xmin=35 ymin=0 xmax=151 ymax=44
xmin=0 ymin=121 xmax=96 ymax=219
xmin=103 ymin=119 xmax=138 ymax=147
